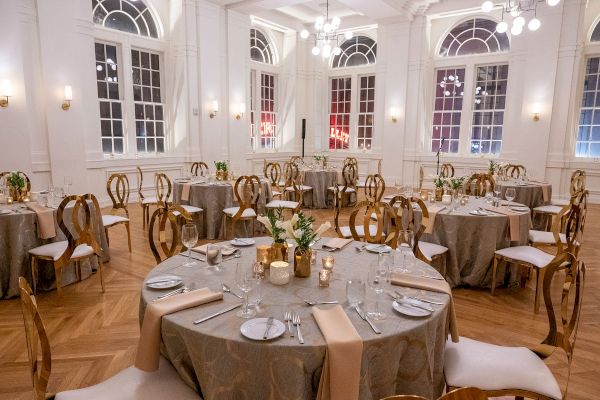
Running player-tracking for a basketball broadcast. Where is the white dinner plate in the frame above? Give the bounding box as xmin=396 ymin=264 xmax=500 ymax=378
xmin=230 ymin=238 xmax=256 ymax=247
xmin=469 ymin=210 xmax=488 ymax=216
xmin=0 ymin=209 xmax=13 ymax=215
xmin=240 ymin=318 xmax=285 ymax=341
xmin=366 ymin=244 xmax=392 ymax=253
xmin=145 ymin=274 xmax=183 ymax=290
xmin=510 ymin=206 xmax=529 ymax=212
xmin=392 ymin=300 xmax=432 ymax=317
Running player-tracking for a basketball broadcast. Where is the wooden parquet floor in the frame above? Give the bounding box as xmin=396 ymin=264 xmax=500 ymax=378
xmin=1 ymin=192 xmax=599 ymax=400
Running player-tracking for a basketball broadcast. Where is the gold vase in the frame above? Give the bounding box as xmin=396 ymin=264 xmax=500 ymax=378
xmin=271 ymin=241 xmax=287 ymax=262
xmin=216 ymin=170 xmax=228 ymax=181
xmin=294 ymin=248 xmax=312 ymax=278
xmin=9 ymin=186 xmax=26 ymax=202
xmin=435 ymin=187 xmax=443 ymax=201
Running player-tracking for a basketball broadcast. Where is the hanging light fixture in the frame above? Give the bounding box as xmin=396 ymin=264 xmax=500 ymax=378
xmin=481 ymin=0 xmax=561 ymax=35
xmin=299 ymin=0 xmax=352 ymax=58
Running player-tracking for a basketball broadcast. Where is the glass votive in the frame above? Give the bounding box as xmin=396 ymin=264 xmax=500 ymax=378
xmin=420 ymin=191 xmax=428 ymax=202
xmin=319 ymin=269 xmax=331 ymax=287
xmin=460 ymin=196 xmax=467 ymax=206
xmin=7 ymin=197 xmax=13 ymax=204
xmin=252 ymin=261 xmax=265 ymax=279
xmin=23 ymin=196 xmax=30 ymax=203
xmin=270 ymin=261 xmax=290 ymax=285
xmin=428 ymin=193 xmax=435 ymax=204
xmin=322 ymin=255 xmax=335 ymax=271
xmin=311 ymin=249 xmax=318 ymax=266
xmin=256 ymin=245 xmax=271 ymax=269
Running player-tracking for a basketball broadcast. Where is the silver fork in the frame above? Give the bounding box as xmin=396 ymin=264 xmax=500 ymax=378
xmin=284 ymin=311 xmax=294 ymax=337
xmin=293 ymin=313 xmax=304 ymax=344
xmin=155 ymin=286 xmax=188 ymax=301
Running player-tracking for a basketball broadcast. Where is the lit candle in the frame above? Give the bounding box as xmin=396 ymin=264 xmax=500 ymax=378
xmin=270 ymin=261 xmax=290 ymax=285
xmin=7 ymin=197 xmax=13 ymax=204
xmin=256 ymin=245 xmax=272 ymax=268
xmin=23 ymin=196 xmax=30 ymax=203
xmin=441 ymin=194 xmax=452 ymax=205
xmin=322 ymin=255 xmax=335 ymax=271
xmin=252 ymin=261 xmax=265 ymax=279
xmin=319 ymin=269 xmax=331 ymax=287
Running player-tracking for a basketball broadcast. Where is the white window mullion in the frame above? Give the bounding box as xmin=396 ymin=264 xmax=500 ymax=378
xmin=121 ymin=42 xmax=135 ymax=156
xmin=460 ymin=65 xmax=475 ymax=155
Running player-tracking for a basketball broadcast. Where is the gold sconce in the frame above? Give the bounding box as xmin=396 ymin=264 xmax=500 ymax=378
xmin=0 ymin=80 xmax=12 ymax=108
xmin=234 ymin=103 xmax=245 ymax=120
xmin=390 ymin=108 xmax=399 ymax=123
xmin=209 ymin=100 xmax=219 ymax=118
xmin=532 ymin=102 xmax=541 ymax=122
xmin=62 ymin=85 xmax=73 ymax=111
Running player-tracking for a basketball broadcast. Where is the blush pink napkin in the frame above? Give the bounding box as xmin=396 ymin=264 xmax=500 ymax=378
xmin=312 ymin=305 xmax=363 ymax=400
xmin=181 ymin=182 xmax=192 ymax=201
xmin=324 ymin=237 xmax=353 ymax=250
xmin=26 ymin=202 xmax=56 ymax=239
xmin=485 ymin=206 xmax=520 ymax=241
xmin=391 ymin=273 xmax=459 ymax=343
xmin=135 ymin=287 xmax=223 ymax=372
xmin=423 ymin=205 xmax=446 ymax=234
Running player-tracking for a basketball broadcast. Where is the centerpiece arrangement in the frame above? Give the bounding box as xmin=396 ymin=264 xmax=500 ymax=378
xmin=257 ymin=208 xmax=288 ymax=263
xmin=7 ymin=171 xmax=27 ymax=202
xmin=432 ymin=175 xmax=446 ymax=201
xmin=214 ymin=161 xmax=229 ymax=181
xmin=313 ymin=153 xmax=328 ymax=169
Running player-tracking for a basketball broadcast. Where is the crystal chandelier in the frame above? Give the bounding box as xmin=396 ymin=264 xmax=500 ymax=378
xmin=481 ymin=0 xmax=561 ymax=36
xmin=299 ymin=0 xmax=353 ymax=58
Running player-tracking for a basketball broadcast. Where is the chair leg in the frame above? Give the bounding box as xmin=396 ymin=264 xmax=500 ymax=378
xmin=491 ymin=255 xmax=499 ymax=295
xmin=97 ymin=256 xmax=105 ymax=293
xmin=125 ymin=221 xmax=132 ymax=252
xmin=105 ymin=228 xmax=110 ymax=247
xmin=30 ymin=256 xmax=38 ymax=295
xmin=54 ymin=263 xmax=63 ymax=297
xmin=534 ymin=268 xmax=545 ymax=314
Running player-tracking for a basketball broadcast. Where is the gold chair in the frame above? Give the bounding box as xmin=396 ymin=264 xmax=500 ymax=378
xmin=328 ymin=161 xmax=357 ymax=207
xmin=17 ymin=277 xmax=199 ymax=400
xmin=102 ymin=173 xmax=132 ymax=252
xmin=333 ymin=184 xmax=369 ymax=239
xmin=264 ymin=161 xmax=283 ymax=199
xmin=365 ymin=174 xmax=386 ymax=202
xmin=283 ymin=162 xmax=312 ymax=201
xmin=136 ymin=166 xmax=158 ymax=229
xmin=464 ymin=173 xmax=494 ymax=196
xmin=445 ymin=253 xmax=585 ymax=400
xmin=190 ymin=161 xmax=209 ymax=177
xmin=348 ymin=200 xmax=399 ymax=246
xmin=440 ymin=163 xmax=455 ymax=178
xmin=533 ymin=169 xmax=586 ymax=231
xmin=29 ymin=194 xmax=105 ymax=295
xmin=492 ymin=190 xmax=586 ymax=313
xmin=222 ymin=175 xmax=261 ymax=239
xmin=290 ymin=156 xmax=303 ymax=165
xmin=505 ymin=163 xmax=526 ymax=179
xmin=148 ymin=204 xmax=193 ymax=264
xmin=266 ymin=177 xmax=303 ymax=214
xmin=381 ymin=387 xmax=488 ymax=400
xmin=156 ymin=172 xmax=203 ymax=217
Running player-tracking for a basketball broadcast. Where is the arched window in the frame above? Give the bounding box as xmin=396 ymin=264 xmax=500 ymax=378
xmin=439 ymin=18 xmax=509 ymax=57
xmin=332 ymin=36 xmax=377 ymax=68
xmin=250 ymin=28 xmax=275 ymax=64
xmin=592 ymin=20 xmax=600 ymax=42
xmin=92 ymin=0 xmax=159 ymax=38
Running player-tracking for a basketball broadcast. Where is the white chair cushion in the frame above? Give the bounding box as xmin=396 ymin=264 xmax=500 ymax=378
xmin=533 ymin=205 xmax=562 ymax=214
xmin=142 ymin=196 xmax=158 ymax=205
xmin=327 ymin=186 xmax=356 ymax=193
xmin=444 ymin=337 xmax=562 ymax=400
xmin=528 ymin=230 xmax=567 ymax=245
xmin=494 ymin=246 xmax=554 ymax=268
xmin=272 ymin=190 xmax=282 ymax=196
xmin=29 ymin=241 xmax=94 ymax=261
xmin=266 ymin=200 xmax=299 ymax=209
xmin=55 ymin=356 xmax=198 ymax=400
xmin=356 ymin=180 xmax=367 ymax=188
xmin=418 ymin=241 xmax=448 ymax=261
xmin=285 ymin=185 xmax=312 ymax=191
xmin=223 ymin=207 xmax=257 ymax=218
xmin=551 ymin=199 xmax=569 ymax=206
xmin=339 ymin=225 xmax=379 ymax=238
xmin=180 ymin=205 xmax=203 ymax=213
xmin=102 ymin=215 xmax=129 ymax=226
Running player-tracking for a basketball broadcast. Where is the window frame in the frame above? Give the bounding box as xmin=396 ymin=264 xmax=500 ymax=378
xmin=249 ymin=64 xmax=280 ymax=152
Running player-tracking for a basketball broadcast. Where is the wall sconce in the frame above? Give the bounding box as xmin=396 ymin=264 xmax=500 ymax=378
xmin=209 ymin=100 xmax=219 ymax=118
xmin=234 ymin=103 xmax=245 ymax=120
xmin=532 ymin=102 xmax=541 ymax=122
xmin=0 ymin=80 xmax=12 ymax=108
xmin=62 ymin=85 xmax=73 ymax=111
xmin=390 ymin=108 xmax=399 ymax=123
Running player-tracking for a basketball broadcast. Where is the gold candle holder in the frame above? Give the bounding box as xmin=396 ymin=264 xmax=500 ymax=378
xmin=322 ymin=255 xmax=335 ymax=271
xmin=252 ymin=261 xmax=265 ymax=279
xmin=7 ymin=197 xmax=13 ymax=204
xmin=319 ymin=269 xmax=331 ymax=287
xmin=256 ymin=245 xmax=271 ymax=269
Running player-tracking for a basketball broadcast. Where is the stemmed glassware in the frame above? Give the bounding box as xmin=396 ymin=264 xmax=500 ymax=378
xmin=493 ymin=187 xmax=501 ymax=204
xmin=206 ymin=244 xmax=222 ymax=270
xmin=505 ymin=187 xmax=516 ymax=208
xmin=236 ymin=262 xmax=257 ymax=319
xmin=367 ymin=261 xmax=388 ymax=320
xmin=346 ymin=277 xmax=366 ymax=308
xmin=64 ymin=176 xmax=72 ymax=196
xmin=394 ymin=180 xmax=401 ymax=195
xmin=181 ymin=224 xmax=198 ymax=267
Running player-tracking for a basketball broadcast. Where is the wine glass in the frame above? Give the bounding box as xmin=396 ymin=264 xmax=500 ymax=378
xmin=403 ymin=184 xmax=412 ymax=198
xmin=235 ymin=262 xmax=257 ymax=319
xmin=394 ymin=180 xmax=401 ymax=195
xmin=493 ymin=187 xmax=501 ymax=204
xmin=505 ymin=187 xmax=516 ymax=208
xmin=64 ymin=176 xmax=72 ymax=196
xmin=346 ymin=277 xmax=366 ymax=308
xmin=206 ymin=244 xmax=222 ymax=270
xmin=181 ymin=224 xmax=198 ymax=267
xmin=367 ymin=261 xmax=388 ymax=320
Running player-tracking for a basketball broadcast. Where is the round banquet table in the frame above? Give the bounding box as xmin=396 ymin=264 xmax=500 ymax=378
xmin=173 ymin=180 xmax=272 ymax=240
xmin=495 ymin=179 xmax=552 ymax=209
xmin=301 ymin=169 xmax=341 ymax=209
xmin=140 ymin=237 xmax=451 ymax=400
xmin=0 ymin=202 xmax=110 ymax=299
xmin=416 ymin=197 xmax=531 ymax=288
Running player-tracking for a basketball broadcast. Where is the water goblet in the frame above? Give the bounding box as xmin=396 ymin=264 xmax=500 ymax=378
xmin=367 ymin=261 xmax=388 ymax=320
xmin=181 ymin=224 xmax=198 ymax=267
xmin=235 ymin=262 xmax=257 ymax=318
xmin=505 ymin=187 xmax=516 ymax=207
xmin=206 ymin=244 xmax=222 ymax=269
xmin=346 ymin=277 xmax=366 ymax=308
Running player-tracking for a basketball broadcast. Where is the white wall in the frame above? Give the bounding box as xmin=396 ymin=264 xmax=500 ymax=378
xmin=0 ymin=0 xmax=598 ymax=205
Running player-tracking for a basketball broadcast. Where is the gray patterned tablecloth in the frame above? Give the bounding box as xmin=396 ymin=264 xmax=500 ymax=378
xmin=173 ymin=180 xmax=272 ymax=240
xmin=0 ymin=202 xmax=110 ymax=299
xmin=301 ymin=170 xmax=340 ymax=209
xmin=140 ymin=237 xmax=450 ymax=400
xmin=495 ymin=179 xmax=552 ymax=209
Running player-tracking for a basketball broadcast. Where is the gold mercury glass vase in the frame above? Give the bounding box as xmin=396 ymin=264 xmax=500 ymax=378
xmin=294 ymin=248 xmax=312 ymax=278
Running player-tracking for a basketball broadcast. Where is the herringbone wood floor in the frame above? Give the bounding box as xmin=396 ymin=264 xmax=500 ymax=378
xmin=1 ymin=192 xmax=598 ymax=400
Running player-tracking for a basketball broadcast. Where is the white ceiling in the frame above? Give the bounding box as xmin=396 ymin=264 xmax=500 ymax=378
xmin=216 ymin=0 xmax=443 ymax=28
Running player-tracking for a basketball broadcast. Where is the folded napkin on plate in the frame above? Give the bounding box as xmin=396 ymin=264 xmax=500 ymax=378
xmin=180 ymin=182 xmax=193 ymax=201
xmin=324 ymin=238 xmax=353 ymax=250
xmin=135 ymin=287 xmax=223 ymax=372
xmin=484 ymin=206 xmax=520 ymax=241
xmin=423 ymin=205 xmax=446 ymax=234
xmin=26 ymin=202 xmax=56 ymax=239
xmin=313 ymin=305 xmax=363 ymax=400
xmin=391 ymin=273 xmax=459 ymax=343
xmin=191 ymin=244 xmax=237 ymax=256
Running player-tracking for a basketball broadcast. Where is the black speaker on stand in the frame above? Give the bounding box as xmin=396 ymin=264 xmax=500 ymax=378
xmin=301 ymin=118 xmax=306 ymax=158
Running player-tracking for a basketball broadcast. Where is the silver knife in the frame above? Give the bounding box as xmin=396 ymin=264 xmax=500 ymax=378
xmin=395 ymin=298 xmax=434 ymax=312
xmin=263 ymin=317 xmax=274 ymax=339
xmin=179 ymin=252 xmax=206 ymax=262
xmin=354 ymin=305 xmax=381 ymax=334
xmin=193 ymin=303 xmax=242 ymax=324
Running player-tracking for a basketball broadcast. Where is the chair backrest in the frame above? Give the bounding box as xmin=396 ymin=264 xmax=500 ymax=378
xmin=233 ymin=175 xmax=262 ymax=214
xmin=154 ymin=173 xmax=172 ymax=207
xmin=341 ymin=162 xmax=358 ymax=190
xmin=136 ymin=166 xmax=146 ymax=201
xmin=283 ymin=161 xmax=300 ymax=185
xmin=332 ymin=184 xmax=346 ymax=238
xmin=464 ymin=173 xmax=495 ymax=196
xmin=553 ymin=190 xmax=588 ymax=256
xmin=0 ymin=170 xmax=32 ymax=192
xmin=18 ymin=277 xmax=51 ymax=400
xmin=191 ymin=162 xmax=209 ymax=177
xmin=505 ymin=164 xmax=526 ymax=178
xmin=106 ymin=173 xmax=130 ymax=217
xmin=570 ymin=169 xmax=585 ymax=196
xmin=348 ymin=200 xmax=399 ymax=246
xmin=539 ymin=252 xmax=586 ymax=398
xmin=148 ymin=204 xmax=193 ymax=264
xmin=365 ymin=174 xmax=386 ymax=202
xmin=290 ymin=156 xmax=303 ymax=165
xmin=440 ymin=163 xmax=455 ymax=178
xmin=380 ymin=387 xmax=487 ymax=400
xmin=388 ymin=195 xmax=428 ymax=253
xmin=264 ymin=162 xmax=282 ymax=189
